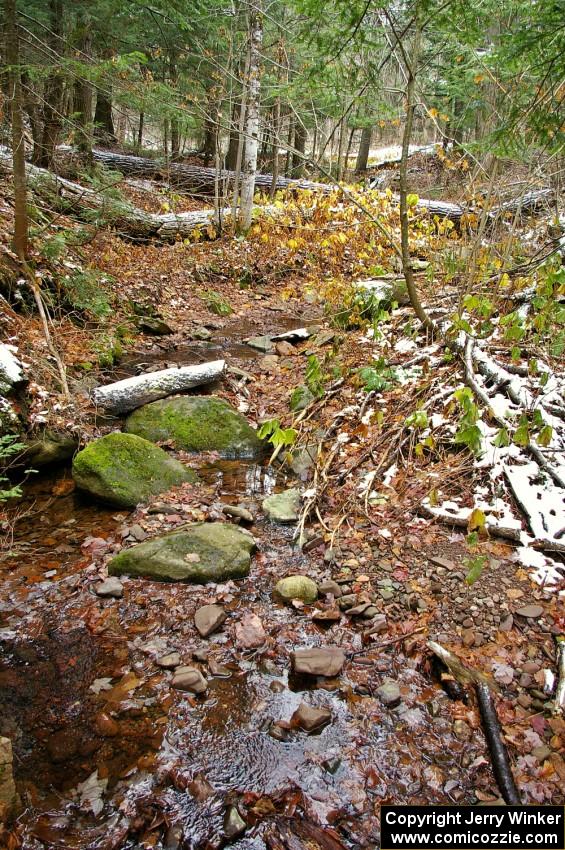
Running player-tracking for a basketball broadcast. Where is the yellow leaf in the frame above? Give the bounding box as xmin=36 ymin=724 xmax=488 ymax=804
xmin=468 ymin=507 xmax=486 ymax=532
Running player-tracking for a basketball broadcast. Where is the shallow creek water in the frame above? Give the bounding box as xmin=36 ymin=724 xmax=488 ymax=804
xmin=0 ymin=325 xmax=487 ymax=849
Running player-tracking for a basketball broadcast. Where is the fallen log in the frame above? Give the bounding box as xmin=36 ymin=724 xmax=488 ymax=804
xmin=84 ymin=147 xmax=330 ymax=195
xmin=92 ymin=360 xmax=225 ymax=415
xmin=428 ymin=641 xmax=521 ymax=805
xmin=88 ymin=150 xmax=554 ymax=219
xmin=0 ymin=147 xmax=275 ymax=241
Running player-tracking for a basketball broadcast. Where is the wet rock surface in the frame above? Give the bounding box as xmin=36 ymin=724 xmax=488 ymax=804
xmin=262 ymin=488 xmax=301 ymax=523
xmin=125 ymin=395 xmax=265 ymax=459
xmin=72 ymin=432 xmax=195 ymax=507
xmin=274 ymin=575 xmax=318 ymax=604
xmin=108 ymin=522 xmax=256 ymax=582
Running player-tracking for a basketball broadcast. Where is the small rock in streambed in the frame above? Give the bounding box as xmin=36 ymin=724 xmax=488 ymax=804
xmin=291 ymin=702 xmax=332 ymax=733
xmin=208 ymin=657 xmax=232 ymax=678
xmin=262 ymin=488 xmax=300 ymax=523
xmin=222 ymin=504 xmax=254 ymax=523
xmin=156 ymin=652 xmax=182 ymax=669
xmin=245 ymin=335 xmax=273 ymax=352
xmin=139 ymin=317 xmax=174 ymax=335
xmin=224 ymin=806 xmax=246 ymax=840
xmin=312 ymin=608 xmax=341 ymax=623
xmin=515 ymin=604 xmax=543 ymax=619
xmin=318 ymin=579 xmax=342 ymax=598
xmin=171 ymin=666 xmax=208 ymax=694
xmin=190 ymin=325 xmax=213 ymax=340
xmin=274 ymin=575 xmax=318 ymax=604
xmin=194 ymin=604 xmax=227 ymax=638
xmin=269 ymin=721 xmax=290 ymax=741
xmin=235 ymin=612 xmax=266 ymax=649
xmin=376 ymin=679 xmax=401 ymax=708
xmin=95 ymin=577 xmax=124 ymax=598
xmin=291 ymin=646 xmax=345 ymax=677
xmin=338 ymin=594 xmax=357 ymax=611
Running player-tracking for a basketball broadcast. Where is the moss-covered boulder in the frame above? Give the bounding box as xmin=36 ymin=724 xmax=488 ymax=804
xmin=108 ymin=522 xmax=256 ymax=582
xmin=124 ymin=395 xmax=264 ymax=459
xmin=72 ymin=432 xmax=196 ymax=507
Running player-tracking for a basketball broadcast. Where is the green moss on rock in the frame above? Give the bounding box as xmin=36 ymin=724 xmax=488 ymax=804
xmin=72 ymin=432 xmax=196 ymax=507
xmin=124 ymin=395 xmax=265 ymax=459
xmin=108 ymin=521 xmax=256 ymax=582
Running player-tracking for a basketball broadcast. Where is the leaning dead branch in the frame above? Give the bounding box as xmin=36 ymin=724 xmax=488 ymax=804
xmin=428 ymin=641 xmax=521 ymax=805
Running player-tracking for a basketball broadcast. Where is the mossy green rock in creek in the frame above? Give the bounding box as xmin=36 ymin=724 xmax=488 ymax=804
xmin=108 ymin=522 xmax=256 ymax=582
xmin=72 ymin=432 xmax=196 ymax=507
xmin=124 ymin=395 xmax=264 ymax=459
xmin=274 ymin=575 xmax=318 ymax=604
xmin=262 ymin=488 xmax=301 ymax=523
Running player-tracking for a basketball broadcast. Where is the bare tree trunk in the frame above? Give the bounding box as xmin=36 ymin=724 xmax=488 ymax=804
xmin=5 ymin=0 xmax=28 ymax=260
xmin=225 ymin=99 xmax=241 ymax=170
xmin=74 ymin=18 xmax=93 ymax=163
xmin=35 ymin=0 xmax=64 ymax=169
xmin=396 ymin=15 xmax=434 ymax=332
xmin=137 ymin=111 xmax=144 ymax=151
xmin=94 ymin=90 xmax=116 ymax=144
xmin=355 ymin=125 xmax=372 ymax=173
xmin=291 ymin=119 xmax=306 ymax=177
xmin=239 ymin=0 xmax=263 ymax=231
xmin=21 ymin=72 xmax=43 ymax=162
xmin=344 ymin=126 xmax=356 ymax=180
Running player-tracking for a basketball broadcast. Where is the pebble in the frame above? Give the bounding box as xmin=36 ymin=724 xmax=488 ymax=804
xmin=222 ymin=504 xmax=254 ymax=523
xmin=129 ymin=524 xmax=147 ymax=541
xmin=224 ymin=806 xmax=246 ymax=839
xmin=156 ymin=652 xmax=181 ymax=669
xmin=171 ymin=666 xmax=208 ymax=694
xmin=292 ymin=646 xmax=345 ymax=677
xmin=499 ymin=614 xmax=513 ymax=632
xmin=318 ymin=580 xmax=342 ymax=598
xmin=515 ymin=604 xmax=543 ymax=619
xmin=376 ymin=680 xmax=401 ymax=708
xmin=235 ymin=613 xmax=266 ymax=649
xmin=291 ymin=702 xmax=332 ymax=732
xmin=338 ymin=594 xmax=357 ymax=610
xmin=95 ymin=577 xmax=124 ymax=598
xmin=194 ymin=604 xmax=227 ymax=638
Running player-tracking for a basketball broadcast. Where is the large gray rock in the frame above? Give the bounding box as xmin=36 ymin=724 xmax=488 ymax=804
xmin=72 ymin=432 xmax=196 ymax=507
xmin=262 ymin=488 xmax=301 ymax=523
xmin=108 ymin=522 xmax=256 ymax=582
xmin=125 ymin=395 xmax=264 ymax=459
xmin=22 ymin=431 xmax=78 ymax=467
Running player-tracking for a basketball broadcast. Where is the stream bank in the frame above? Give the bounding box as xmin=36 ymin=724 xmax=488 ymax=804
xmin=1 ymin=305 xmax=563 ymax=849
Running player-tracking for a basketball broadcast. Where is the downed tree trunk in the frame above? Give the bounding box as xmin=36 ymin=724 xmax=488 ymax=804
xmin=86 ymin=147 xmax=330 ymax=195
xmin=92 ymin=360 xmax=225 ymax=415
xmin=87 ymin=148 xmax=554 ymax=221
xmin=0 ymin=147 xmax=277 ymax=241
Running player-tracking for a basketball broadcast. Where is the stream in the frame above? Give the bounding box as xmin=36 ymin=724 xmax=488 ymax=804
xmin=0 ymin=321 xmax=490 ymax=849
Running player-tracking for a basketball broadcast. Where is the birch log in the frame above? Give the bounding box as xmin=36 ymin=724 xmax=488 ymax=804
xmin=92 ymin=360 xmax=225 ymax=415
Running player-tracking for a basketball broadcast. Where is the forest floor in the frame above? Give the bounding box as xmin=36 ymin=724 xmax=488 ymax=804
xmin=1 ymin=154 xmax=564 ymax=849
